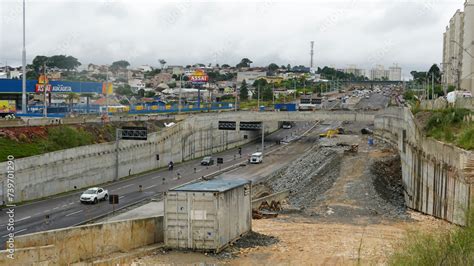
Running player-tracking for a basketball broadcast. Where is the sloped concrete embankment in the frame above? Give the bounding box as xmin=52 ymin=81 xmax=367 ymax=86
xmin=374 ymin=107 xmax=474 ymax=225
xmin=0 ymin=114 xmax=278 ymax=203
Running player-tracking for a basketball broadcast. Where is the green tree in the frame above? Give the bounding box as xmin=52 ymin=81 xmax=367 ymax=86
xmin=144 ymin=91 xmax=156 ymax=97
xmin=236 ymin=58 xmax=253 ymax=68
xmin=239 ymin=80 xmax=249 ymax=101
xmin=221 ymin=64 xmax=230 ymax=68
xmin=262 ymin=86 xmax=273 ymax=101
xmin=111 ymin=60 xmax=130 ymax=71
xmin=159 ymin=59 xmax=167 ymax=69
xmin=428 ymin=64 xmax=442 ymax=84
xmin=252 ymin=78 xmax=268 ymax=100
xmin=115 ymin=84 xmax=133 ymax=96
xmin=66 ymin=93 xmax=80 ymax=111
xmin=268 ymin=63 xmax=279 ymax=72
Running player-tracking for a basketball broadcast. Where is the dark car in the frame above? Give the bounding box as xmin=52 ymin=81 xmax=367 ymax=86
xmin=201 ymin=156 xmax=214 ymax=166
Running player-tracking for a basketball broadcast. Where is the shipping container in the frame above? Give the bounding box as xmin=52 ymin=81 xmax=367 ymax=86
xmin=164 ymin=179 xmax=252 ymax=252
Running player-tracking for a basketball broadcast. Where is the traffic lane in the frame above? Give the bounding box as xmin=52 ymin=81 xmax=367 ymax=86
xmin=0 ymin=123 xmax=310 ymax=240
xmin=0 ymin=139 xmax=287 ymax=242
xmin=219 ymin=122 xmax=324 ymax=183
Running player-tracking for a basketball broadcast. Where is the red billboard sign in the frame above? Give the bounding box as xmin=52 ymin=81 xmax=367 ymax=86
xmin=190 ymin=69 xmax=209 ymax=84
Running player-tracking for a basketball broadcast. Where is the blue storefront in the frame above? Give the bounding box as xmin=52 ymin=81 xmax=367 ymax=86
xmin=0 ymin=78 xmax=104 ymax=112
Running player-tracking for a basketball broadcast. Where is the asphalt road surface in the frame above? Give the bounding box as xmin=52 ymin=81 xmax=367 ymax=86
xmin=0 ymin=122 xmax=315 ymax=247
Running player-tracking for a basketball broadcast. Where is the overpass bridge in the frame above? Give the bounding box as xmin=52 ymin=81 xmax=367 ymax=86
xmin=188 ymin=110 xmax=379 ymax=124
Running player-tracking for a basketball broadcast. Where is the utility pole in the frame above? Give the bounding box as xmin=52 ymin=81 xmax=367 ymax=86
xmin=257 ymin=84 xmax=260 ymax=111
xmin=115 ymin=128 xmax=121 ymax=181
xmin=43 ymin=63 xmax=48 ymax=118
xmin=261 ymin=123 xmax=265 ymax=154
xmin=178 ymin=74 xmax=183 ymax=113
xmin=21 ymin=0 xmax=27 ymax=113
xmin=431 ymin=73 xmax=435 ymax=101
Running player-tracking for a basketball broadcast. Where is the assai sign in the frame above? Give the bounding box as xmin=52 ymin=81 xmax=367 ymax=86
xmin=189 ymin=69 xmax=209 ymax=84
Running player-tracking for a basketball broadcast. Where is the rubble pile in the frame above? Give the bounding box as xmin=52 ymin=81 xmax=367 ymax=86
xmin=265 ymin=146 xmax=342 ymax=209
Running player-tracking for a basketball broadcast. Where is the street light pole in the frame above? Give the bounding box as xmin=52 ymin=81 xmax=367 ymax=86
xmin=178 ymin=74 xmax=183 ymax=113
xmin=21 ymin=0 xmax=27 ymax=113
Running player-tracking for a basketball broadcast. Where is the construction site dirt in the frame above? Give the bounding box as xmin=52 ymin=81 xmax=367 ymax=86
xmin=133 ymin=122 xmax=452 ymax=265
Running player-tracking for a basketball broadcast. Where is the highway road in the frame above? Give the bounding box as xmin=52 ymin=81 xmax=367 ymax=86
xmin=0 ymin=122 xmax=315 ymax=247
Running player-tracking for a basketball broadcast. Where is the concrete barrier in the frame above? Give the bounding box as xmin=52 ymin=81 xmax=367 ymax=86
xmin=0 ymin=216 xmax=163 ymax=265
xmin=0 ymin=114 xmax=277 ymax=203
xmin=374 ymin=107 xmax=474 ymax=225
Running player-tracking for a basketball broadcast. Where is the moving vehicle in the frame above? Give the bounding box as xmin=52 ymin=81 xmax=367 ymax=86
xmin=282 ymin=122 xmax=292 ymax=129
xmin=249 ymin=152 xmax=263 ymax=164
xmin=201 ymin=156 xmax=214 ymax=166
xmin=80 ymin=187 xmax=108 ymax=204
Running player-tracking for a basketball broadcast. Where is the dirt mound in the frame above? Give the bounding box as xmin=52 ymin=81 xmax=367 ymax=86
xmin=371 ymin=155 xmax=405 ymax=211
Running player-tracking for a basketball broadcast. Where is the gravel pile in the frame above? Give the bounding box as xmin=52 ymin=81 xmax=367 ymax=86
xmin=265 ymin=146 xmax=342 ymax=209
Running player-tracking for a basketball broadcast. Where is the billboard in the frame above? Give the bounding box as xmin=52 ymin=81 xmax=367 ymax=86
xmin=102 ymin=82 xmax=113 ymax=95
xmin=0 ymin=100 xmax=16 ymax=114
xmin=189 ymin=69 xmax=209 ymax=84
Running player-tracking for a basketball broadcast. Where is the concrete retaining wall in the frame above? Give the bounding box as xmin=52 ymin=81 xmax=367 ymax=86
xmin=0 ymin=113 xmax=277 ymax=203
xmin=0 ymin=216 xmax=163 ymax=265
xmin=375 ymin=107 xmax=474 ymax=225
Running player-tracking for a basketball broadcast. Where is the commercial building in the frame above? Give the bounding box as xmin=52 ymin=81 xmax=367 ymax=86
xmin=443 ymin=1 xmax=474 ymax=94
xmin=337 ymin=65 xmax=366 ymax=78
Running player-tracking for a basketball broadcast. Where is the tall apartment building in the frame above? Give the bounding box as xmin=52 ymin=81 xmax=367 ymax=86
xmin=443 ymin=9 xmax=464 ymax=87
xmin=461 ymin=0 xmax=474 ymax=93
xmin=443 ymin=1 xmax=474 ymax=94
xmin=368 ymin=65 xmax=390 ymax=80
xmin=389 ymin=64 xmax=402 ymax=81
xmin=337 ymin=65 xmax=366 ymax=77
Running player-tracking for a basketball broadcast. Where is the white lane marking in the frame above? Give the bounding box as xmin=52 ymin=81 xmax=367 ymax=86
xmin=53 ymin=207 xmax=59 ymax=210
xmin=119 ymin=195 xmax=126 ymax=199
xmin=151 ymin=176 xmax=161 ymax=180
xmin=144 ymin=184 xmax=157 ymax=190
xmin=117 ymin=184 xmax=134 ymax=190
xmin=2 ymin=228 xmax=27 ymax=238
xmin=69 ymin=202 xmax=74 ymax=205
xmin=65 ymin=210 xmax=83 ymax=217
xmin=43 ymin=210 xmax=49 ymax=213
xmin=62 ymin=205 xmax=68 ymax=208
xmin=16 ymin=216 xmax=31 ymax=222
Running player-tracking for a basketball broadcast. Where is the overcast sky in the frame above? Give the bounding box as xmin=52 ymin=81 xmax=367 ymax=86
xmin=0 ymin=0 xmax=466 ymax=78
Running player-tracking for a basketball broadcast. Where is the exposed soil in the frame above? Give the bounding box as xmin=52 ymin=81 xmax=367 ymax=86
xmin=133 ymin=125 xmax=452 ymax=265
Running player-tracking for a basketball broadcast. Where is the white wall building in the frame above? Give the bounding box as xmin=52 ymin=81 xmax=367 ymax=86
xmin=236 ymin=71 xmax=266 ymax=85
xmin=128 ymin=79 xmax=146 ymax=93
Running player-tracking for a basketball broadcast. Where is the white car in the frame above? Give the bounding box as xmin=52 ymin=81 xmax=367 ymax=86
xmin=249 ymin=152 xmax=263 ymax=164
xmin=80 ymin=187 xmax=108 ymax=204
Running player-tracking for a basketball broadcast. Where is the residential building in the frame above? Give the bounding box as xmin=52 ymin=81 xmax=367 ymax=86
xmin=443 ymin=9 xmax=465 ymax=87
xmin=338 ymin=65 xmax=366 ymax=77
xmin=389 ymin=64 xmax=402 ymax=81
xmin=368 ymin=65 xmax=390 ymax=80
xmin=128 ymin=79 xmax=146 ymax=93
xmin=461 ymin=0 xmax=474 ymax=94
xmin=236 ymin=71 xmax=266 ymax=85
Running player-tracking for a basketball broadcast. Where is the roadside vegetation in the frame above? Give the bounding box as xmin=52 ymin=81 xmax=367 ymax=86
xmin=421 ymin=108 xmax=473 ymax=150
xmin=0 ymin=120 xmax=169 ymax=162
xmin=389 ymin=206 xmax=474 ymax=265
xmin=0 ymin=126 xmax=95 ymax=162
